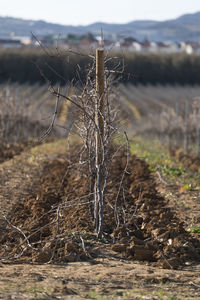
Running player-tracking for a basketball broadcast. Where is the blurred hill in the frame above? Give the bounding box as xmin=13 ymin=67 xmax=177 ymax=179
xmin=1 ymin=11 xmax=200 ymax=41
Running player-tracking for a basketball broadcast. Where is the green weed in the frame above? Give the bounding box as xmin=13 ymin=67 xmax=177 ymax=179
xmin=182 ymin=183 xmax=192 ymax=191
xmin=162 ymin=165 xmax=183 ymax=176
xmin=127 ymin=137 xmax=199 ymax=189
xmin=87 ymin=290 xmax=105 ymax=299
xmin=187 ymin=225 xmax=200 ymax=233
xmin=153 ymin=288 xmax=164 ymax=298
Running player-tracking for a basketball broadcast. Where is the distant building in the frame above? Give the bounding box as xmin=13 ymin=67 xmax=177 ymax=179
xmin=0 ymin=39 xmax=22 ymax=48
xmin=179 ymin=42 xmax=193 ymax=55
xmin=15 ymin=36 xmax=31 ymax=46
xmin=132 ymin=42 xmax=142 ymax=52
xmin=1 ymin=31 xmax=196 ymax=55
xmin=187 ymin=42 xmax=200 ymax=54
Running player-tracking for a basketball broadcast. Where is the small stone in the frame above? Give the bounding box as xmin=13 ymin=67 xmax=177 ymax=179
xmin=167 ymin=239 xmax=172 ymax=245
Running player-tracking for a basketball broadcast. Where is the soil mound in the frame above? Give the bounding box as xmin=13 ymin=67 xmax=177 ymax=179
xmin=0 ymin=142 xmax=26 ymax=163
xmin=0 ymin=146 xmax=199 ymax=268
xmin=170 ymin=148 xmax=200 ymax=172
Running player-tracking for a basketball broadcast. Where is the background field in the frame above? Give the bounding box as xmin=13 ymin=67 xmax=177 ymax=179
xmin=0 ymin=57 xmax=200 ymax=299
xmin=1 ymin=82 xmax=199 ymax=155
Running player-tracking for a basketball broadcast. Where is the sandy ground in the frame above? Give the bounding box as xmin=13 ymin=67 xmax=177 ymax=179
xmin=0 ymin=256 xmax=200 ymax=299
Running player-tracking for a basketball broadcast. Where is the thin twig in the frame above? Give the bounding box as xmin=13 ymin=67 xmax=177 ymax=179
xmin=114 ymin=131 xmax=130 ymax=227
xmin=80 ymin=235 xmax=92 ymax=258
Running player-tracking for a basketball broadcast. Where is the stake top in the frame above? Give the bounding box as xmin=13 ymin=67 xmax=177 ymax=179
xmin=99 ymin=28 xmax=104 ymax=50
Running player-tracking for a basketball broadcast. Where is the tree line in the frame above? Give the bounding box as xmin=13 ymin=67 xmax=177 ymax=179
xmin=1 ymin=48 xmax=200 ymax=85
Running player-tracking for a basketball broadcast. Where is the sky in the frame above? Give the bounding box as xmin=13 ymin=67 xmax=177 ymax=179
xmin=0 ymin=0 xmax=200 ymax=26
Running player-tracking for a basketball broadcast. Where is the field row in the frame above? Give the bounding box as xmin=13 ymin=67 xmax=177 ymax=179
xmin=117 ymin=84 xmax=200 ymax=154
xmin=0 ymin=83 xmax=73 ymax=143
xmin=0 ymin=82 xmax=200 ymax=155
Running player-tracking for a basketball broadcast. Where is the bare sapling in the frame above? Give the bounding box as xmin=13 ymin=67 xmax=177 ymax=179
xmin=42 ymin=45 xmax=121 ymax=239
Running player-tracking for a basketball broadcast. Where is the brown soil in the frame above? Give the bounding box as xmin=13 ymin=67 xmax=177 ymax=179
xmin=0 ymin=142 xmax=199 ymax=299
xmin=170 ymin=148 xmax=200 ymax=172
xmin=155 ymin=173 xmax=200 ymax=233
xmin=0 ymin=142 xmax=25 ymax=163
xmin=0 ymin=138 xmax=56 ymax=164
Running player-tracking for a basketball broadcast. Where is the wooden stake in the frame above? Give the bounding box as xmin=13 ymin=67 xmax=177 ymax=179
xmin=94 ymin=48 xmax=105 ymax=236
xmin=96 ymin=48 xmax=105 ymax=165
